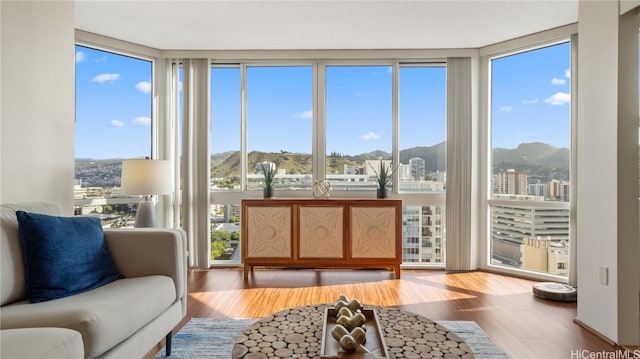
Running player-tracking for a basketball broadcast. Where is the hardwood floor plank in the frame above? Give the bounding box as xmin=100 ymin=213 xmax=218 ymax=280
xmin=175 ymin=268 xmax=617 ymax=358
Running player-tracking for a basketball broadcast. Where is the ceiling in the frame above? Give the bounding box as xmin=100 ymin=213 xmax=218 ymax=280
xmin=74 ymin=0 xmax=579 ymax=51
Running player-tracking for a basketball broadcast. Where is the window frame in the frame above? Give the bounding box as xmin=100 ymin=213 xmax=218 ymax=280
xmin=73 ymin=41 xmax=159 ymax=226
xmin=482 ymin=37 xmax=576 ymax=283
xmin=211 ymin=59 xmax=447 ymax=199
xmin=210 ymin=59 xmax=448 ymax=268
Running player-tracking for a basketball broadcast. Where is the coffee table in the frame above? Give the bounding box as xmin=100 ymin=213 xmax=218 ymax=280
xmin=232 ymin=303 xmax=475 ymax=359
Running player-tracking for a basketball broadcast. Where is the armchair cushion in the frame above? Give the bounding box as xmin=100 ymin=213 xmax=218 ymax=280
xmin=16 ymin=211 xmax=122 ymax=303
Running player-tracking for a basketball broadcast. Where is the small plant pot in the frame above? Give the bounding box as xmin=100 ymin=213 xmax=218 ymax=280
xmin=376 ymin=188 xmax=387 ymax=199
xmin=263 ymin=187 xmax=274 ymax=198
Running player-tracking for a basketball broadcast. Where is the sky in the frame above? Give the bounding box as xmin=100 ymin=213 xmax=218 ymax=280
xmin=491 ymin=42 xmax=571 ymax=149
xmin=75 ymin=41 xmax=570 ymax=159
xmin=75 ymin=45 xmax=152 ymax=159
xmin=212 ymin=65 xmax=446 ymax=156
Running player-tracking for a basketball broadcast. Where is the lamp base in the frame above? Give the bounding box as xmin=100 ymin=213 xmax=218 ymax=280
xmin=135 ymin=200 xmax=157 ymax=228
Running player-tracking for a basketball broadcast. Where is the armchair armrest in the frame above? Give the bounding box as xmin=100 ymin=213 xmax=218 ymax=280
xmin=104 ymin=228 xmax=187 ymax=303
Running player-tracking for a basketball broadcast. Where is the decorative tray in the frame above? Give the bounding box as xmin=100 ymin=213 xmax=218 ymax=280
xmin=320 ymin=307 xmax=390 ymax=359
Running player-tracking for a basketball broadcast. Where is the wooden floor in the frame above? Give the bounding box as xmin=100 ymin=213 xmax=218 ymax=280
xmin=174 ymin=268 xmax=617 ymax=359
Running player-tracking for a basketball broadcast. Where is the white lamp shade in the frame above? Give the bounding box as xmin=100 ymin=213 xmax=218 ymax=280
xmin=121 ymin=159 xmax=172 ymax=196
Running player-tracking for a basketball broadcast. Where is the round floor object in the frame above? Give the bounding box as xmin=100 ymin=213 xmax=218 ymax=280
xmin=533 ymin=282 xmax=577 ymax=302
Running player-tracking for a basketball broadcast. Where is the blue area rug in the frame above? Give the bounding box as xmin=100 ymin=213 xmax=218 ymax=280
xmin=157 ymin=317 xmax=509 ymax=358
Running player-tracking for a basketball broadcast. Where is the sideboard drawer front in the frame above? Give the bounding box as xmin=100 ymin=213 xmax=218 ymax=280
xmin=246 ymin=206 xmax=292 ymax=258
xmin=299 ymin=206 xmax=344 ymax=258
xmin=350 ymin=207 xmax=397 ymax=259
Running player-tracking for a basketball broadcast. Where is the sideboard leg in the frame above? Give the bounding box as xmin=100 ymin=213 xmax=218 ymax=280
xmin=394 ymin=265 xmax=401 ymax=279
xmin=243 ymin=264 xmax=250 ymax=279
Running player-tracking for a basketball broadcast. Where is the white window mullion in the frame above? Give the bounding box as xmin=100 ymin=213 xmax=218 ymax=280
xmin=314 ymin=62 xmax=326 ymax=181
xmin=392 ymin=63 xmax=400 ymax=193
xmin=240 ymin=64 xmax=248 ymax=191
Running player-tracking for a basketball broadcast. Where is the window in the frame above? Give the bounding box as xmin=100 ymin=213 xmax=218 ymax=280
xmin=398 ymin=65 xmax=446 ymax=192
xmin=325 ymin=66 xmax=392 ymax=191
xmin=74 ymin=45 xmax=152 ymax=227
xmin=246 ymin=66 xmax=313 ymax=191
xmin=207 ymin=61 xmax=446 ymax=266
xmin=210 ymin=67 xmax=243 ymax=262
xmin=489 ymin=41 xmax=571 ymax=277
xmin=211 ymin=67 xmax=241 ymax=191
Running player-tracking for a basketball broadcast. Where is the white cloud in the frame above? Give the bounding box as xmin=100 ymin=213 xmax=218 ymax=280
xmin=131 ymin=116 xmax=151 ymax=126
xmin=110 ymin=120 xmax=125 ymax=128
xmin=293 ymin=110 xmax=313 ymax=120
xmin=523 ymin=99 xmax=539 ymax=105
xmin=92 ymin=73 xmax=120 ymax=83
xmin=544 ymin=92 xmax=570 ymax=105
xmin=135 ymin=81 xmax=151 ymax=94
xmin=360 ymin=131 xmax=380 ymax=141
xmin=75 ymin=51 xmax=86 ymax=64
xmin=499 ymin=106 xmax=513 ymax=113
xmin=565 ymin=68 xmax=571 ymax=79
xmin=551 ymin=77 xmax=566 ymax=85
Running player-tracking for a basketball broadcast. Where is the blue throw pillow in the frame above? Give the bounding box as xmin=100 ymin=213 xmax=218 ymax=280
xmin=16 ymin=211 xmax=123 ymax=303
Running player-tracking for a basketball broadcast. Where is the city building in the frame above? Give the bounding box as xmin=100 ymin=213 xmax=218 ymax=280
xmin=402 ymin=205 xmax=445 ymax=263
xmin=363 ymin=159 xmax=392 ymax=177
xmin=495 ymin=169 xmax=528 ymax=196
xmin=491 ymin=204 xmax=570 ymax=268
xmin=528 ymin=182 xmax=549 ymax=198
xmin=521 ymin=237 xmax=570 ymax=276
xmin=549 ymin=179 xmax=570 ymax=202
xmin=409 ymin=157 xmax=426 ymax=181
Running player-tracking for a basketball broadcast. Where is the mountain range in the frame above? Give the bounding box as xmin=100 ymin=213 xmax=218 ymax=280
xmin=211 ymin=141 xmax=569 ymax=181
xmin=76 ymin=142 xmax=571 ymax=187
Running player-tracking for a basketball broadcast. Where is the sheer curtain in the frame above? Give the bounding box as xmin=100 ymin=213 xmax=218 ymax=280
xmin=180 ymin=59 xmax=211 ymax=268
xmin=445 ymin=57 xmax=478 ymax=271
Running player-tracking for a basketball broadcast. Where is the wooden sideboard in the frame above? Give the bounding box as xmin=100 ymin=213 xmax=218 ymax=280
xmin=241 ymin=198 xmax=402 ymax=278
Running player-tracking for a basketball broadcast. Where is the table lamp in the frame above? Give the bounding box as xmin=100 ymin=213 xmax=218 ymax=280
xmin=121 ymin=158 xmax=172 ymax=228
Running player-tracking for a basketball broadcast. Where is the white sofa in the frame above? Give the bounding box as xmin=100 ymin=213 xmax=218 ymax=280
xmin=0 ymin=202 xmax=187 ymax=358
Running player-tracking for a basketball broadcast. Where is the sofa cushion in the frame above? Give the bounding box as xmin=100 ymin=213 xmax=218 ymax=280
xmin=0 ymin=327 xmax=84 ymax=359
xmin=1 ymin=203 xmax=60 ymax=306
xmin=0 ymin=275 xmax=176 ymax=358
xmin=16 ymin=211 xmax=122 ymax=303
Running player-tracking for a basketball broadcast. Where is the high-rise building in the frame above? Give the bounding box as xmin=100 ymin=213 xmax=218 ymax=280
xmin=402 ymin=205 xmax=445 ymax=263
xmin=495 ymin=169 xmax=528 ymax=195
xmin=409 ymin=157 xmax=425 ymax=181
xmin=528 ymin=182 xmax=548 ymax=198
xmin=548 ymin=179 xmax=570 ymax=202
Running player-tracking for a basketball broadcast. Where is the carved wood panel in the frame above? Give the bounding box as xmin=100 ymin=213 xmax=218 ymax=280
xmin=299 ymin=206 xmax=343 ymax=258
xmin=246 ymin=206 xmax=292 ymax=258
xmin=351 ymin=207 xmax=397 ymax=258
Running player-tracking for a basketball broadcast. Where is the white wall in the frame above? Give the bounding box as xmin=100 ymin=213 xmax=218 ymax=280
xmin=577 ymin=0 xmax=640 ymax=345
xmin=1 ymin=1 xmax=75 ymax=213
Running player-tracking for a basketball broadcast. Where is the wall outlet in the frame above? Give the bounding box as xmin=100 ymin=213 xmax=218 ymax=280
xmin=599 ymin=266 xmax=609 ymax=286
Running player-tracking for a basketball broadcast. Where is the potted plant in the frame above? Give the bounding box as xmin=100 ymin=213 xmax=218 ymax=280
xmin=258 ymin=161 xmax=278 ymax=198
xmin=369 ymin=159 xmax=397 ymax=199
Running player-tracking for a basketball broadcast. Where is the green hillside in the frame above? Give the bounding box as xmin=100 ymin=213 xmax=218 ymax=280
xmin=74 ymin=142 xmax=574 ymax=187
